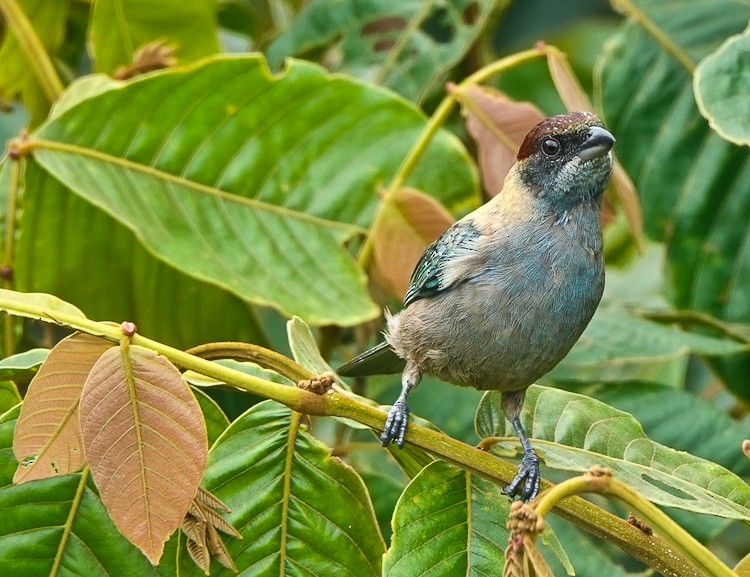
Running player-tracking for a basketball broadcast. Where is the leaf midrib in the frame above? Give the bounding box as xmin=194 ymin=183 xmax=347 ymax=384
xmin=31 ymin=138 xmax=368 ymax=236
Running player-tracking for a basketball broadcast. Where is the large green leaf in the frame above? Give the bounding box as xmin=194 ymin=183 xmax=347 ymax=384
xmin=164 ymin=400 xmax=385 ymax=576
xmin=0 ymin=473 xmax=159 ymax=577
xmin=191 ymin=386 xmax=230 ymax=447
xmin=598 ymin=1 xmax=750 ymax=331
xmin=585 ymin=383 xmax=750 ymax=477
xmin=14 ymin=165 xmax=269 ymax=349
xmin=547 ymin=307 xmax=745 ymax=387
xmin=476 ymin=386 xmax=750 ymax=520
xmin=266 ymin=0 xmax=505 ymax=104
xmin=28 ymin=55 xmax=477 ymax=327
xmin=89 ymin=0 xmax=221 ymax=73
xmin=382 ymin=460 xmax=509 ymax=576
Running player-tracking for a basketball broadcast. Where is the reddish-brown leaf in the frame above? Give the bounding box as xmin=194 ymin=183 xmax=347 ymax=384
xmin=371 ymin=187 xmax=455 ymax=300
xmin=79 ymin=344 xmax=207 ymax=564
xmin=453 ymin=83 xmax=544 ymax=197
xmin=13 ymin=332 xmax=113 ymax=483
xmin=544 ymin=44 xmax=590 ymax=112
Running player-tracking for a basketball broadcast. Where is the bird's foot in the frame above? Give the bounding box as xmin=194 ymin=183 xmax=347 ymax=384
xmin=502 ymin=451 xmax=540 ymax=501
xmin=381 ymin=400 xmax=410 ymax=448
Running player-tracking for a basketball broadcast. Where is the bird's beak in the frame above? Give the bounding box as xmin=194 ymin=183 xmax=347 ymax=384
xmin=576 ymin=126 xmax=616 ymax=161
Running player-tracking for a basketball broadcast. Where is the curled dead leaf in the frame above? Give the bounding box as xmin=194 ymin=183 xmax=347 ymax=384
xmin=182 ymin=487 xmax=241 ymax=574
xmin=113 ymin=40 xmax=177 ymax=80
xmin=370 ymin=187 xmax=455 ymax=300
xmin=452 ymin=83 xmax=544 ymax=197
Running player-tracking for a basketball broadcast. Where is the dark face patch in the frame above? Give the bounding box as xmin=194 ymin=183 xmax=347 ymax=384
xmin=517 ymin=111 xmax=603 ymax=161
xmin=514 ymin=111 xmax=614 ymax=210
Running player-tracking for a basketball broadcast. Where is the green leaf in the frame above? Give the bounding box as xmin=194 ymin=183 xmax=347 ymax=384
xmin=547 ymin=308 xmax=745 ymax=387
xmin=50 ymin=74 xmax=123 ymax=119
xmin=383 ymin=460 xmax=509 ymax=576
xmin=191 ymin=386 xmax=230 ymax=447
xmin=287 ymin=316 xmax=347 ymax=388
xmin=585 ymin=383 xmax=750 ymax=477
xmin=185 ymin=358 xmax=295 ymax=388
xmin=15 ymin=164 xmax=270 ymax=350
xmin=0 ymin=348 xmax=48 ymax=380
xmin=0 ymin=382 xmax=21 ymax=413
xmin=600 ymin=0 xmax=750 ymax=399
xmin=598 ymin=1 xmax=750 ymax=343
xmin=89 ymin=0 xmax=221 ymax=73
xmin=476 ymin=386 xmax=750 ymax=520
xmin=0 ymin=404 xmax=21 ymax=488
xmin=29 ymin=55 xmax=477 ymax=326
xmin=694 ymin=28 xmax=750 ymax=147
xmin=170 ymin=400 xmax=385 ymax=575
xmin=0 ymin=473 xmax=159 ymax=577
xmin=266 ymin=0 xmax=504 ymax=104
xmin=0 ymin=0 xmax=69 ymax=122
xmin=0 ymin=287 xmax=86 ymax=321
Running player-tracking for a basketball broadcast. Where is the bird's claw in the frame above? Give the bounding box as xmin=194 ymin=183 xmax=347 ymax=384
xmin=381 ymin=401 xmax=410 ymax=448
xmin=502 ymin=451 xmax=540 ymax=501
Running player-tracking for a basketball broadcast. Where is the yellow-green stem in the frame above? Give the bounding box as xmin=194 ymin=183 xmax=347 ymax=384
xmin=534 ymin=474 xmax=736 ymax=577
xmin=358 ymin=47 xmax=545 ymax=268
xmin=0 ymin=0 xmax=64 ymax=103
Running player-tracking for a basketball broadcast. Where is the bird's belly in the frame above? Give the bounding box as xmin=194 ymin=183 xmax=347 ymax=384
xmin=395 ymin=267 xmax=602 ymax=391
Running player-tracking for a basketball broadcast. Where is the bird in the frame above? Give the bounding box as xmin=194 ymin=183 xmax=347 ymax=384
xmin=338 ymin=111 xmax=615 ymax=501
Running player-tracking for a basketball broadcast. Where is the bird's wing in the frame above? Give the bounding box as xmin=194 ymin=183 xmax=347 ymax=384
xmin=403 ymin=222 xmax=481 ymax=307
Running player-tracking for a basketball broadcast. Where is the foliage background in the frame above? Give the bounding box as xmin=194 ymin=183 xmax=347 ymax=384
xmin=1 ymin=0 xmax=750 ymax=575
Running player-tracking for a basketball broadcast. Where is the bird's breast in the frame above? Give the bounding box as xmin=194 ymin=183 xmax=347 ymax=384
xmin=393 ymin=218 xmax=604 ymax=392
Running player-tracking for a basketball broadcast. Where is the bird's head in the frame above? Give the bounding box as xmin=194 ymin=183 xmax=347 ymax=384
xmin=515 ymin=111 xmax=615 ymax=211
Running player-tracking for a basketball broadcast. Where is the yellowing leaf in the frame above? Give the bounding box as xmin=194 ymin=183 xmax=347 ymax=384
xmin=79 ymin=344 xmax=207 ymax=564
xmin=453 ymin=84 xmax=544 ymax=197
xmin=371 ymin=187 xmax=455 ymax=300
xmin=13 ymin=332 xmax=112 ymax=483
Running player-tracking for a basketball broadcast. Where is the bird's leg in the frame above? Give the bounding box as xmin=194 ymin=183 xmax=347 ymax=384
xmin=381 ymin=361 xmax=421 ymax=448
xmin=501 ymin=415 xmax=540 ymax=501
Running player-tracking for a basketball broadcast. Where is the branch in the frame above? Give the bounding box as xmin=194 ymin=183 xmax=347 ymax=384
xmin=0 ymin=294 xmax=708 ymax=577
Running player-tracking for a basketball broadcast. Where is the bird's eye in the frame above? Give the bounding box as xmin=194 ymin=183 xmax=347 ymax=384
xmin=541 ymin=138 xmax=561 ymax=157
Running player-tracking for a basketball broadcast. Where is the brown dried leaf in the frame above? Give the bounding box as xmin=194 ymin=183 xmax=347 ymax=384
xmin=453 ymin=84 xmax=544 ymax=197
xmin=543 ymin=44 xmax=590 ymax=112
xmin=195 ymin=485 xmax=231 ymax=513
xmin=543 ymin=44 xmax=644 ymax=247
xmin=609 ymin=160 xmax=644 ymax=247
xmin=113 ymin=40 xmax=177 ymax=80
xmin=523 ymin=535 xmax=555 ymax=577
xmin=182 ymin=513 xmax=207 ymax=545
xmin=202 ymin=505 xmax=242 ymax=539
xmin=13 ymin=333 xmax=113 ymax=483
xmin=80 ymin=344 xmax=208 ymax=564
xmin=185 ymin=527 xmax=210 ymax=575
xmin=371 ymin=187 xmax=455 ymax=300
xmin=206 ymin=522 xmax=238 ymax=573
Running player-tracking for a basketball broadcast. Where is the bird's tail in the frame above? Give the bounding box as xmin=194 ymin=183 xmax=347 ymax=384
xmin=337 ymin=341 xmax=406 ymax=377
